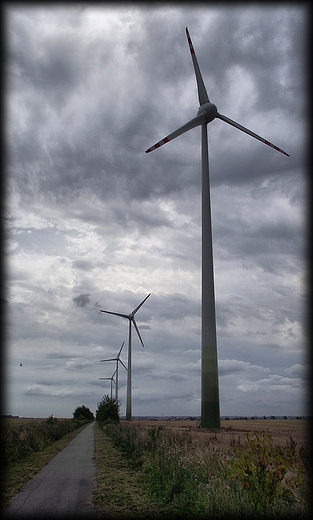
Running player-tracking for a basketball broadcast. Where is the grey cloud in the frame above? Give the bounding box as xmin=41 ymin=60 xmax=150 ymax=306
xmin=219 ymin=359 xmax=268 ymax=376
xmin=46 ymin=351 xmax=78 ymax=359
xmin=285 ymin=364 xmax=310 ymax=380
xmin=5 ymin=5 xmax=307 ymax=419
xmin=24 ymin=383 xmax=73 ymax=397
xmin=73 ymin=294 xmax=90 ymax=307
xmin=65 ymin=358 xmax=93 ymax=370
xmin=72 ymin=260 xmax=94 ymax=271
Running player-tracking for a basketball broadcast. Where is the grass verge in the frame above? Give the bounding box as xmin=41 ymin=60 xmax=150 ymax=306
xmin=99 ymin=422 xmax=310 ymax=519
xmin=1 ymin=422 xmax=89 ymax=509
xmin=92 ymin=421 xmax=171 ymax=518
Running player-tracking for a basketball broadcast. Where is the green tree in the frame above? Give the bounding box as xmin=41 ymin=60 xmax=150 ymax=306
xmin=96 ymin=395 xmax=120 ymax=424
xmin=73 ymin=405 xmax=94 ymax=422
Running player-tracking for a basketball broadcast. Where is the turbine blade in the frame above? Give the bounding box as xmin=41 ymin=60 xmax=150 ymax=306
xmin=117 ymin=341 xmax=125 ymax=358
xmin=217 ymin=113 xmax=290 ymax=157
xmin=145 ymin=113 xmax=206 ymax=153
xmin=133 ymin=318 xmax=145 ymax=348
xmin=132 ymin=293 xmax=151 ymax=315
xmin=186 ymin=27 xmax=209 ymax=106
xmin=118 ymin=359 xmax=128 ymax=371
xmin=100 ymin=310 xmax=129 ymax=319
xmin=99 ymin=358 xmax=116 ymax=362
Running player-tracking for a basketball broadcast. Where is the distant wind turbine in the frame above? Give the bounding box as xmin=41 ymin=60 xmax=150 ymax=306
xmin=145 ymin=28 xmax=289 ymax=429
xmin=100 ymin=341 xmax=127 ymax=400
xmin=99 ymin=368 xmax=117 ymax=399
xmin=100 ymin=294 xmax=151 ymax=420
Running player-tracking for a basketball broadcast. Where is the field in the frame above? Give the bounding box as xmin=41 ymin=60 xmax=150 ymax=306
xmin=94 ymin=418 xmax=311 ymax=518
xmin=2 ymin=417 xmax=53 ymax=425
xmin=131 ymin=418 xmax=309 ymax=446
xmin=2 ymin=417 xmax=310 ymax=517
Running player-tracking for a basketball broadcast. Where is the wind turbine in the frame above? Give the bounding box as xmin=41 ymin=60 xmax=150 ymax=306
xmin=145 ymin=28 xmax=289 ymax=430
xmin=100 ymin=341 xmax=127 ymax=400
xmin=99 ymin=368 xmax=117 ymax=399
xmin=100 ymin=294 xmax=151 ymax=420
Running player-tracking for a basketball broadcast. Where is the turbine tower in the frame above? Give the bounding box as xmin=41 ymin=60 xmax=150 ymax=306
xmin=145 ymin=28 xmax=289 ymax=429
xmin=100 ymin=341 xmax=127 ymax=400
xmin=100 ymin=294 xmax=151 ymax=420
xmin=99 ymin=368 xmax=117 ymax=399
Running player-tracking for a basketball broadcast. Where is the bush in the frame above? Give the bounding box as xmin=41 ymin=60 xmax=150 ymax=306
xmin=73 ymin=405 xmax=94 ymax=422
xmin=228 ymin=431 xmax=306 ymax=513
xmin=96 ymin=395 xmax=120 ymax=424
xmin=1 ymin=418 xmax=84 ymax=466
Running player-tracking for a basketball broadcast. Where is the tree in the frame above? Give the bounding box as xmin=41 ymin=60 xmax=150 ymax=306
xmin=73 ymin=405 xmax=94 ymax=422
xmin=96 ymin=395 xmax=120 ymax=424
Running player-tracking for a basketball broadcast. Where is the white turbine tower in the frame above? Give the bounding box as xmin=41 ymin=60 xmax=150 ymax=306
xmin=145 ymin=28 xmax=289 ymax=429
xmin=100 ymin=341 xmax=127 ymax=400
xmin=99 ymin=368 xmax=117 ymax=399
xmin=100 ymin=294 xmax=151 ymax=420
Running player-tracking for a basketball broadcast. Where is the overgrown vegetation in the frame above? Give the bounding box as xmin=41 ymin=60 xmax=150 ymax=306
xmin=96 ymin=395 xmax=120 ymax=424
xmin=103 ymin=422 xmax=310 ymax=518
xmin=93 ymin=422 xmax=168 ymax=518
xmin=1 ymin=420 xmax=89 ymax=509
xmin=228 ymin=431 xmax=308 ymax=514
xmin=1 ymin=416 xmax=88 ymax=466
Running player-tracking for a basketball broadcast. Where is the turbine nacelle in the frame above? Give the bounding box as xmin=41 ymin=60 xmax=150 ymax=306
xmin=145 ymin=29 xmax=289 ymax=157
xmin=197 ymin=102 xmax=217 ymax=123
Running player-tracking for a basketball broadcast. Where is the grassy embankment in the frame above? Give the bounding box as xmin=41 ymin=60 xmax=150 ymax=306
xmin=93 ymin=420 xmax=170 ymax=518
xmin=92 ymin=419 xmax=311 ymax=519
xmin=1 ymin=416 xmax=90 ymax=509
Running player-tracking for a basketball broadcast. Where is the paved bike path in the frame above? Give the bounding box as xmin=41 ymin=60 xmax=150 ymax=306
xmin=4 ymin=421 xmax=99 ymax=518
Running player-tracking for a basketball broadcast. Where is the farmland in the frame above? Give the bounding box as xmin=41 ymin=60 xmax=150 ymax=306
xmin=2 ymin=417 xmax=310 ymax=517
xmin=93 ymin=418 xmax=311 ymax=518
xmin=131 ymin=418 xmax=309 ymax=445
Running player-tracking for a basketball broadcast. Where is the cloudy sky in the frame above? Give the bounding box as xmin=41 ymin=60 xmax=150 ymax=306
xmin=3 ymin=4 xmax=309 ymax=419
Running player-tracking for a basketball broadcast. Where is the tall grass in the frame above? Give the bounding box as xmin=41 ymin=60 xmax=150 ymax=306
xmin=1 ymin=416 xmax=88 ymax=465
xmin=104 ymin=422 xmax=310 ymax=518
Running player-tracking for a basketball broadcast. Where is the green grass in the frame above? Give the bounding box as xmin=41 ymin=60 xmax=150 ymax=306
xmin=92 ymin=421 xmax=171 ymax=518
xmin=100 ymin=422 xmax=310 ymax=519
xmin=1 ymin=422 xmax=89 ymax=509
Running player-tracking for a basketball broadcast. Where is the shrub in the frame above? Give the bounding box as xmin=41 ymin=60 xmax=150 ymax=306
xmin=96 ymin=395 xmax=120 ymax=424
xmin=228 ymin=431 xmax=307 ymax=513
xmin=73 ymin=405 xmax=94 ymax=422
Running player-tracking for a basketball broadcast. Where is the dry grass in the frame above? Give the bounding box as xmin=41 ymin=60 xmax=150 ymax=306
xmin=2 ymin=417 xmax=47 ymax=425
xmin=130 ymin=419 xmax=309 ymax=451
xmin=92 ymin=422 xmax=168 ymax=518
xmin=101 ymin=419 xmax=310 ymax=518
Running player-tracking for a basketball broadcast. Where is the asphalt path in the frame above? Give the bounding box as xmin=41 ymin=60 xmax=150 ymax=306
xmin=4 ymin=421 xmax=99 ymax=518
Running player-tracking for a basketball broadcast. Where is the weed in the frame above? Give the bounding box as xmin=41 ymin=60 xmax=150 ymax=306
xmin=1 ymin=417 xmax=88 ymax=466
xmin=103 ymin=422 xmax=309 ymax=518
xmin=228 ymin=431 xmax=308 ymax=514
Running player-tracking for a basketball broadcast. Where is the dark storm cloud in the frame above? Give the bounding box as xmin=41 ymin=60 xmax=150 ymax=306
xmin=73 ymin=294 xmax=90 ymax=307
xmin=5 ymin=5 xmax=307 ymax=418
